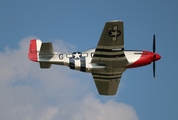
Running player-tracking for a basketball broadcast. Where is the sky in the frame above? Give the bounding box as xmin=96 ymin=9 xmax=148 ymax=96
xmin=0 ymin=0 xmax=178 ymax=120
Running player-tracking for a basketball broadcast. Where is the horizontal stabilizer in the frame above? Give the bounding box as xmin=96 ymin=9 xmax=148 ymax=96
xmin=40 ymin=62 xmax=51 ymax=68
xmin=39 ymin=42 xmax=54 ymax=56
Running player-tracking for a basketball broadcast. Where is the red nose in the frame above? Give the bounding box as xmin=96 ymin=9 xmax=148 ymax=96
xmin=154 ymin=53 xmax=161 ymax=61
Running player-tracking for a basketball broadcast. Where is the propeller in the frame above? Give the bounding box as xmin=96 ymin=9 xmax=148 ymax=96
xmin=153 ymin=34 xmax=156 ymax=79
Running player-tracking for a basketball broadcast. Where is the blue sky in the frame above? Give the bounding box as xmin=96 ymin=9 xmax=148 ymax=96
xmin=0 ymin=0 xmax=178 ymax=120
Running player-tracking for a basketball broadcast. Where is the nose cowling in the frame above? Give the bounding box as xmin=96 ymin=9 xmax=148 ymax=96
xmin=153 ymin=53 xmax=161 ymax=61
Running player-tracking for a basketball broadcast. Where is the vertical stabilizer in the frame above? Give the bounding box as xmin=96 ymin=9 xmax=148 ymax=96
xmin=28 ymin=39 xmax=42 ymax=62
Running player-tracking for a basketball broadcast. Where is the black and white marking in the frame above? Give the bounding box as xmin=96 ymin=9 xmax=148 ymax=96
xmin=68 ymin=52 xmax=87 ymax=72
xmin=108 ymin=25 xmax=121 ymax=41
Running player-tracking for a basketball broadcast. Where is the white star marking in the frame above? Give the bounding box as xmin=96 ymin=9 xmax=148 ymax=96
xmin=74 ymin=52 xmax=81 ymax=59
xmin=111 ymin=31 xmax=119 ymax=37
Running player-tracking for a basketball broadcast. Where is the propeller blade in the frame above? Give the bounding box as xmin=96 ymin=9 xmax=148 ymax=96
xmin=153 ymin=34 xmax=156 ymax=53
xmin=153 ymin=61 xmax=155 ymax=79
xmin=153 ymin=34 xmax=156 ymax=79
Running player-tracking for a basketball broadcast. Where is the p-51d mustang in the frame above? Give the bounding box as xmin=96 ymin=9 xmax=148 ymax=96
xmin=28 ymin=20 xmax=161 ymax=95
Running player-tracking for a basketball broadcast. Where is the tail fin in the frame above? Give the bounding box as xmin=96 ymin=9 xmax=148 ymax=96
xmin=28 ymin=39 xmax=42 ymax=62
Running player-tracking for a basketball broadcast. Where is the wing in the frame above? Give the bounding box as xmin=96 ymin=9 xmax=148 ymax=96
xmin=91 ymin=20 xmax=128 ymax=68
xmin=92 ymin=68 xmax=126 ymax=95
xmin=91 ymin=20 xmax=128 ymax=95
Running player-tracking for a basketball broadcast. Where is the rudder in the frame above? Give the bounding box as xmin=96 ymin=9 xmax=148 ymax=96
xmin=28 ymin=39 xmax=42 ymax=62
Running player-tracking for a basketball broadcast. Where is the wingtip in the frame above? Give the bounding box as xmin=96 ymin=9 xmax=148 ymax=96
xmin=110 ymin=20 xmax=122 ymax=22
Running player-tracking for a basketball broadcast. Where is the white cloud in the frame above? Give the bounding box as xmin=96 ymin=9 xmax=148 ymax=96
xmin=69 ymin=93 xmax=138 ymax=120
xmin=0 ymin=37 xmax=138 ymax=120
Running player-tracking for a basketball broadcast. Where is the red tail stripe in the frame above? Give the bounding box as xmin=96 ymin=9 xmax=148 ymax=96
xmin=28 ymin=39 xmax=38 ymax=62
